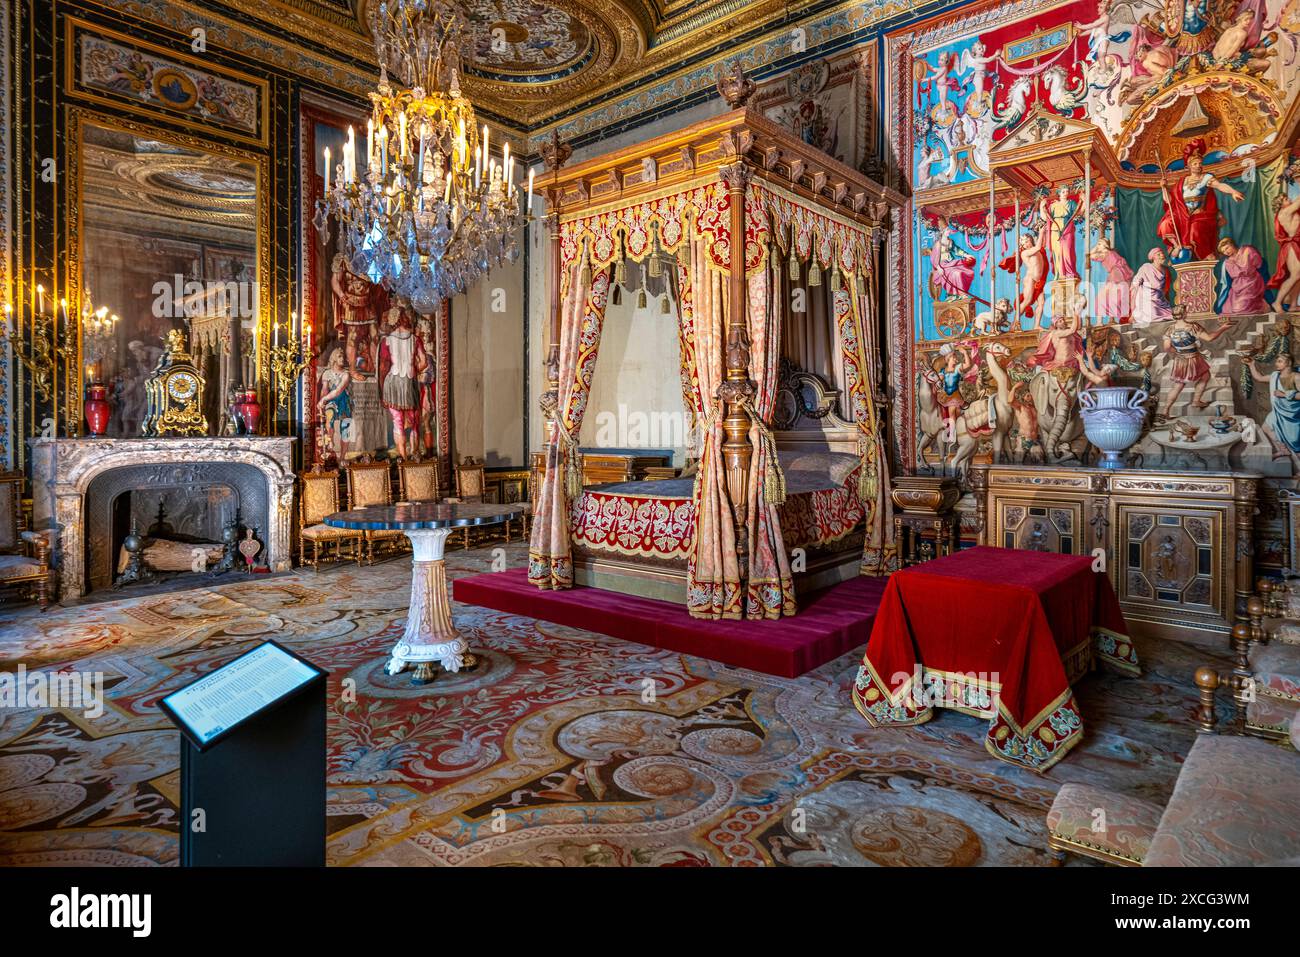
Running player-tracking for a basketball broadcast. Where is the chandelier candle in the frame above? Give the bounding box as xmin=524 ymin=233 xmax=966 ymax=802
xmin=315 ymin=1 xmax=529 ymax=315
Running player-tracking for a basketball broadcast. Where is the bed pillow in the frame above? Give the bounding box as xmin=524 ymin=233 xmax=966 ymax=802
xmin=778 ymin=450 xmax=860 ymax=487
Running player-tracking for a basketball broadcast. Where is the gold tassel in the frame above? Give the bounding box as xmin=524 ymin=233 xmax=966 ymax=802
xmin=832 ymin=266 xmax=842 ymax=293
xmin=614 ymin=257 xmax=626 ymax=286
xmin=611 ymin=284 xmax=622 ymax=306
xmin=739 ymin=396 xmax=787 ymax=506
xmin=648 ymin=255 xmax=663 ymax=278
xmin=788 ymin=248 xmax=800 ymax=281
xmin=557 ymin=430 xmax=583 ymax=501
xmin=661 ymin=295 xmax=671 ymax=314
xmin=809 ymin=259 xmax=821 ymax=287
xmin=857 ymin=432 xmax=878 ymax=502
xmin=637 ymin=288 xmax=648 ymax=310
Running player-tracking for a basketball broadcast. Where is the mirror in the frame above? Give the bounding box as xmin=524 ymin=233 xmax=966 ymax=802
xmin=76 ymin=118 xmax=260 ymax=436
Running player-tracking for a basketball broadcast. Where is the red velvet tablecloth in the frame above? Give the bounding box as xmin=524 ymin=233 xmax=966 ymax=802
xmin=851 ymin=546 xmax=1139 ymax=772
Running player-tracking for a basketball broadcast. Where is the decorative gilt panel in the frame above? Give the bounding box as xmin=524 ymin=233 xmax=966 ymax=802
xmin=66 ymin=18 xmax=268 ymax=147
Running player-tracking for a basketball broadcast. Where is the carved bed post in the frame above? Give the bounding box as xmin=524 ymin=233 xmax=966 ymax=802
xmin=541 ymin=207 xmax=562 ymax=441
xmin=539 ymin=133 xmax=572 ymax=446
xmin=718 ymin=161 xmax=756 ymax=581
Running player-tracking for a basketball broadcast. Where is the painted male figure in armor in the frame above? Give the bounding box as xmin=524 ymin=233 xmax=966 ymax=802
xmin=378 ymin=305 xmax=429 ymax=460
xmin=1159 ymin=311 xmax=1238 ymax=417
xmin=1157 ymin=139 xmax=1244 ymax=262
xmin=331 ymin=252 xmax=378 ymax=378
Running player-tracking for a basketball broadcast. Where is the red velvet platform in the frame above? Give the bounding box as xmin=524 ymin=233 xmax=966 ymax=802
xmin=452 ymin=568 xmax=888 ymax=678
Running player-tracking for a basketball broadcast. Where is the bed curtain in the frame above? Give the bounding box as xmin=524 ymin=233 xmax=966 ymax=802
xmin=678 ymin=236 xmax=744 ymax=617
xmin=835 ymin=276 xmax=893 ymax=575
xmin=744 ymin=252 xmax=796 ymax=617
xmin=528 ymin=255 xmax=612 ymax=589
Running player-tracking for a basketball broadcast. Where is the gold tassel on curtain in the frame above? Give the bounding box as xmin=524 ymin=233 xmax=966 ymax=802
xmin=808 ymin=258 xmax=821 ymax=287
xmin=788 ymin=247 xmax=800 ymax=281
xmin=738 ymin=395 xmax=787 ymax=506
xmin=612 ymin=241 xmax=626 ymax=306
xmin=556 ymin=427 xmax=583 ymax=500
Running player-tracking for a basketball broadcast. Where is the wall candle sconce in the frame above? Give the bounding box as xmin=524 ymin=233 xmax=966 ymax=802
xmin=268 ymin=310 xmax=313 ymax=412
xmin=1 ymin=288 xmax=67 ymax=406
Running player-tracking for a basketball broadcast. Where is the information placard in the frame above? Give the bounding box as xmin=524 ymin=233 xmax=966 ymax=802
xmin=161 ymin=641 xmax=324 ymax=750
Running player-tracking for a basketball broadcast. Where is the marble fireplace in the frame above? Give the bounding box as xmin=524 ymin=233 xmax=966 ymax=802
xmin=28 ymin=436 xmax=297 ymax=601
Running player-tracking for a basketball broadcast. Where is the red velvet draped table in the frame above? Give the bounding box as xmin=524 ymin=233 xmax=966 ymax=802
xmin=851 ymin=546 xmax=1139 ymax=772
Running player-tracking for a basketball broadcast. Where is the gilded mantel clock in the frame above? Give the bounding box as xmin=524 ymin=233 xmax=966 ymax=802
xmin=142 ymin=329 xmax=209 ymax=436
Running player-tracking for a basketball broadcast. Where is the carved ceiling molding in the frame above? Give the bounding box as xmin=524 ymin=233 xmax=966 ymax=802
xmin=107 ymin=0 xmax=918 ymax=133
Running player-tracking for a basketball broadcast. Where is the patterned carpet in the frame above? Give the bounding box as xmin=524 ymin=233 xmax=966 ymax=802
xmin=0 ymin=544 xmax=1231 ymax=866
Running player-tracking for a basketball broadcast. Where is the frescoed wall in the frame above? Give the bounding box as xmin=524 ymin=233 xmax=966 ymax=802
xmin=887 ymin=0 xmax=1300 ymax=494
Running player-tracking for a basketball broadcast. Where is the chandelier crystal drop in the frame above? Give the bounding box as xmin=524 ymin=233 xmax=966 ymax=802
xmin=313 ymin=0 xmax=533 ymax=315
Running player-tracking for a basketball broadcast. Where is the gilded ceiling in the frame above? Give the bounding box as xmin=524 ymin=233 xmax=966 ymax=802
xmin=208 ymin=0 xmax=834 ymax=128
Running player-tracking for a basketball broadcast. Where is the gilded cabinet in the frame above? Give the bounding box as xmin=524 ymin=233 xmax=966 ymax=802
xmin=969 ymin=465 xmax=1259 ymax=641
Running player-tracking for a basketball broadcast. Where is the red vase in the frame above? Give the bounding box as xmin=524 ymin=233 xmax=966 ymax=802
xmin=84 ymin=384 xmax=111 ymax=437
xmin=239 ymin=390 xmax=262 ymax=435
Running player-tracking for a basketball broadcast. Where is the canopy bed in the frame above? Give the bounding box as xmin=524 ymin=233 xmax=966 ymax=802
xmin=528 ymin=100 xmax=905 ymax=620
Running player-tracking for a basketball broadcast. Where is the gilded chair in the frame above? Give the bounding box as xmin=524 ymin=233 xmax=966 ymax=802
xmin=446 ymin=456 xmax=486 ymax=548
xmin=344 ymin=456 xmax=404 ymax=564
xmin=298 ymin=467 xmax=360 ymax=570
xmin=397 ymin=454 xmax=441 ymax=503
xmin=0 ymin=471 xmax=55 ymax=609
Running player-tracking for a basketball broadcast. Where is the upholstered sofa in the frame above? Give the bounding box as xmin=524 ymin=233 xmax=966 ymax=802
xmin=1239 ymin=581 xmax=1300 ymax=737
xmin=1046 ymin=697 xmax=1300 ymax=866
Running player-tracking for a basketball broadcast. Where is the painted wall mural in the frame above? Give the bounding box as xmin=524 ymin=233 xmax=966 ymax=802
xmin=71 ymin=18 xmax=266 ymax=145
xmin=897 ymin=0 xmax=1300 ymax=483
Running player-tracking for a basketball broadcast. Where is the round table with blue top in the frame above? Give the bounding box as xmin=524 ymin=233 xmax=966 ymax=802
xmin=326 ymin=501 xmax=522 ymax=684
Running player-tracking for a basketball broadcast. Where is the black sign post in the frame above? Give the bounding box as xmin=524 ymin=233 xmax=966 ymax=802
xmin=160 ymin=641 xmax=328 ymax=867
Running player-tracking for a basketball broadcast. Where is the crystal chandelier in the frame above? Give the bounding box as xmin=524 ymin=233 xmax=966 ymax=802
xmin=314 ymin=0 xmax=532 ymax=315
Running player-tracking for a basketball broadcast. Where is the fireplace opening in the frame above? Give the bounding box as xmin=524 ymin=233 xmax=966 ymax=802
xmin=109 ymin=487 xmax=235 ymax=584
xmin=84 ymin=462 xmax=269 ymax=593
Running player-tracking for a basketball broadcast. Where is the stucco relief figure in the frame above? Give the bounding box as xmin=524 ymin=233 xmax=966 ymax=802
xmin=1001 ymin=227 xmax=1049 ymax=325
xmin=1245 ymin=352 xmax=1300 ymax=464
xmin=1160 ymin=312 xmax=1238 ymax=417
xmin=1090 ymin=238 xmax=1134 ymax=322
xmin=1158 ymin=139 xmax=1244 ymax=262
xmin=1214 ymin=238 xmax=1269 ymax=315
xmin=1267 ymin=191 xmax=1300 ymax=312
xmin=378 ymin=305 xmax=429 ymax=460
xmin=332 ymin=252 xmax=378 ymax=378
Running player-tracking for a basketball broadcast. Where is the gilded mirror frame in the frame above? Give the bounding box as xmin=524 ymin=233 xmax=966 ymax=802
xmin=64 ymin=106 xmax=273 ymax=435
